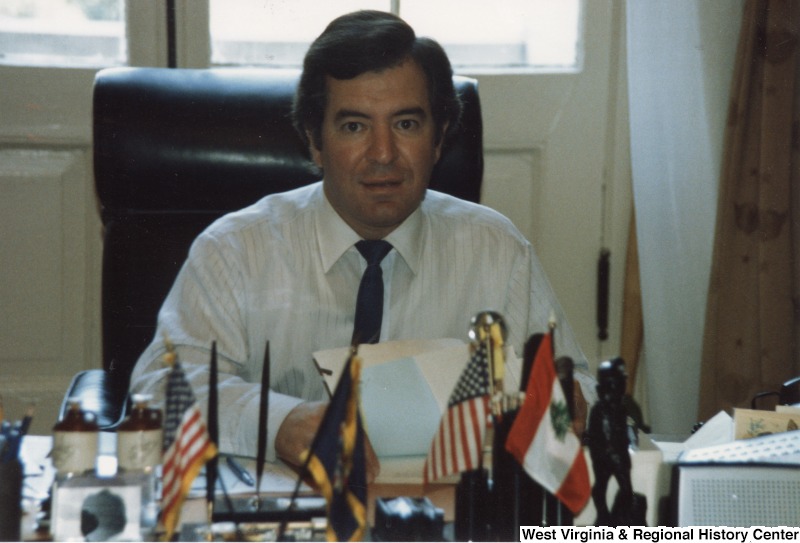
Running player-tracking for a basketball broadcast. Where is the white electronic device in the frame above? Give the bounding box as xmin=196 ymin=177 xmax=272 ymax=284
xmin=674 ymin=430 xmax=800 ymax=526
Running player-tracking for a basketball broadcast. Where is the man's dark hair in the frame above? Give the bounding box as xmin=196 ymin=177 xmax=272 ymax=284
xmin=292 ymin=10 xmax=462 ymax=150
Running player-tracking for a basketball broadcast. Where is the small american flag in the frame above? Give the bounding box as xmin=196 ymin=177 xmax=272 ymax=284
xmin=160 ymin=359 xmax=217 ymax=540
xmin=423 ymin=342 xmax=491 ymax=484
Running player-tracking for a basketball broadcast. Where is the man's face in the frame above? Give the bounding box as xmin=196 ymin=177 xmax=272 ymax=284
xmin=310 ymin=59 xmax=444 ymax=240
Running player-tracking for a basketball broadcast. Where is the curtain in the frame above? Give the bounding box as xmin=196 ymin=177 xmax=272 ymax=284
xmin=699 ymin=0 xmax=799 ymax=420
xmin=626 ymin=1 xmax=743 ymax=434
xmin=620 ymin=209 xmax=643 ymax=400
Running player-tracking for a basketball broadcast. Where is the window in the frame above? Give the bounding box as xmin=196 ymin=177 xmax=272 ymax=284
xmin=0 ymin=0 xmax=580 ymax=70
xmin=210 ymin=0 xmax=383 ymax=68
xmin=210 ymin=0 xmax=582 ymax=71
xmin=0 ymin=0 xmax=125 ymax=67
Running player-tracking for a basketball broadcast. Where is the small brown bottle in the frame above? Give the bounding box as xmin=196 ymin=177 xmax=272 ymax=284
xmin=117 ymin=393 xmax=163 ymax=472
xmin=51 ymin=398 xmax=99 ymax=478
xmin=117 ymin=394 xmax=164 ymax=536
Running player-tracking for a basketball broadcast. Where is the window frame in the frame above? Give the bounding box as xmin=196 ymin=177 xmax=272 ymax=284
xmin=0 ymin=1 xmax=583 ymax=73
xmin=205 ymin=0 xmax=584 ymax=74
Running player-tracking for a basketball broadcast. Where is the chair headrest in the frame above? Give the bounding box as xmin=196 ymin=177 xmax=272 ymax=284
xmin=93 ymin=67 xmax=483 ymax=219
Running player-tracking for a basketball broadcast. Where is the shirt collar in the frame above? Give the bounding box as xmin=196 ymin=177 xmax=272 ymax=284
xmin=384 ymin=204 xmax=423 ymax=276
xmin=316 ymin=186 xmax=424 ymax=275
xmin=317 ymin=188 xmax=361 ymax=273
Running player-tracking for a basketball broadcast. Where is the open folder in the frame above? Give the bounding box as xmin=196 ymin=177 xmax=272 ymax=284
xmin=313 ymin=339 xmax=522 ymax=460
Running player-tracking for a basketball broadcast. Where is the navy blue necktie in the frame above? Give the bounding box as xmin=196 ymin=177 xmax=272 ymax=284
xmin=352 ymin=240 xmax=393 ymax=345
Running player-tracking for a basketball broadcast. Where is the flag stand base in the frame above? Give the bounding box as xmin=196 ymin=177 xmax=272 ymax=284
xmin=211 ymin=495 xmax=326 ymax=523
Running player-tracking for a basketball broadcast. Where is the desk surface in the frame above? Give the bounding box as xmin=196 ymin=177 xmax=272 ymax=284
xmin=20 ymin=435 xmax=455 ymax=541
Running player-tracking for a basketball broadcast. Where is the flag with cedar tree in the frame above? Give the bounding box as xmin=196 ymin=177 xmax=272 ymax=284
xmin=505 ymin=331 xmax=590 ymax=514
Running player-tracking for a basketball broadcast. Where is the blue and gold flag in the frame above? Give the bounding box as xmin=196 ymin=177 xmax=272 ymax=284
xmin=304 ymin=351 xmax=367 ymax=542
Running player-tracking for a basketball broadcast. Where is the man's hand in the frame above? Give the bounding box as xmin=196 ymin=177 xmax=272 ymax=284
xmin=275 ymin=400 xmax=381 ymax=483
xmin=275 ymin=400 xmax=327 ymax=466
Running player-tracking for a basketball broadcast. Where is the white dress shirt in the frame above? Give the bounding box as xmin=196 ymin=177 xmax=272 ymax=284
xmin=130 ymin=182 xmax=594 ymax=459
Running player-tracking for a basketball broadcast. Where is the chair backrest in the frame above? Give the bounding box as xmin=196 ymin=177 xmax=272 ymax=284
xmin=94 ymin=66 xmax=484 ymax=403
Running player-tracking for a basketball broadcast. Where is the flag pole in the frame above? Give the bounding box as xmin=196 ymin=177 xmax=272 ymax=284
xmin=276 ymin=345 xmax=360 ymax=541
xmin=255 ymin=341 xmax=270 ymax=509
xmin=450 ymin=314 xmax=499 ymax=541
xmin=546 ymin=313 xmax=558 ymax=527
xmin=482 ymin=321 xmax=492 ymax=475
xmin=206 ymin=341 xmax=219 ymax=538
xmin=276 ymin=444 xmax=315 ymax=541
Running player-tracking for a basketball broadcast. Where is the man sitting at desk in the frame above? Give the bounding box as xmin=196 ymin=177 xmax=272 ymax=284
xmin=130 ymin=10 xmax=594 ymax=481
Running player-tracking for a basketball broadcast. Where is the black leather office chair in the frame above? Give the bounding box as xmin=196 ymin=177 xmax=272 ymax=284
xmin=62 ymin=66 xmax=484 ymax=429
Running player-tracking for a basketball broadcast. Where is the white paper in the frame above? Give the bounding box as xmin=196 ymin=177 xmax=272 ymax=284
xmin=313 ymin=338 xmax=465 ymax=393
xmin=191 ymin=457 xmax=310 ymax=497
xmin=361 ymin=357 xmax=441 ymax=457
xmin=313 ymin=339 xmax=522 ymax=461
xmin=682 ymin=410 xmax=733 ymax=451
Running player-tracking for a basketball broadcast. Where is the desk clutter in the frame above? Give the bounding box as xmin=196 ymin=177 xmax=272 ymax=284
xmin=5 ymin=312 xmax=656 ymax=541
xmin=12 ymin=312 xmax=590 ymax=541
xmin=8 ymin=310 xmax=800 ymax=541
xmin=48 ymin=396 xmax=161 ymax=541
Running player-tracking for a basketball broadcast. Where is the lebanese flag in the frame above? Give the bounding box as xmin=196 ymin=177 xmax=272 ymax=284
xmin=505 ymin=332 xmax=591 ymax=514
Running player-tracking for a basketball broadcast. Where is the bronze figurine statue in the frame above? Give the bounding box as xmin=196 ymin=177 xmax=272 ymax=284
xmin=585 ymin=357 xmax=646 ymax=526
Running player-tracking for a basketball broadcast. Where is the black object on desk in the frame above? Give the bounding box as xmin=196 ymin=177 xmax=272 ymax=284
xmin=454 ymin=468 xmax=491 ymax=541
xmin=0 ymin=457 xmax=22 ymax=542
xmin=373 ymin=497 xmax=444 ymax=542
xmin=211 ymin=495 xmax=326 ymax=524
xmin=0 ymin=404 xmax=33 ymax=542
xmin=490 ymin=408 xmax=549 ymax=537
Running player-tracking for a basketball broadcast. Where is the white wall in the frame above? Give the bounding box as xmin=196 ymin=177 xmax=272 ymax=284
xmin=477 ymin=1 xmax=632 ymax=375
